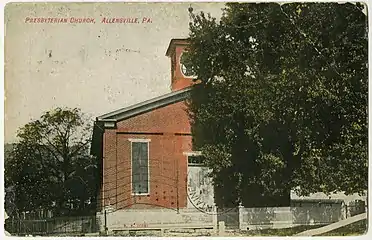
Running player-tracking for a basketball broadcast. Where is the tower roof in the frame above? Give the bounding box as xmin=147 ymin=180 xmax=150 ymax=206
xmin=165 ymin=38 xmax=189 ymax=57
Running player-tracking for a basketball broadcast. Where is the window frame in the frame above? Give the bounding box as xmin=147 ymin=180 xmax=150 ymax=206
xmin=184 ymin=151 xmax=204 ymax=166
xmin=129 ymin=138 xmax=151 ymax=195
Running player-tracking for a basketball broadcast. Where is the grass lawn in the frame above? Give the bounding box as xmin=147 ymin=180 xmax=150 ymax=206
xmin=316 ymin=219 xmax=368 ymax=236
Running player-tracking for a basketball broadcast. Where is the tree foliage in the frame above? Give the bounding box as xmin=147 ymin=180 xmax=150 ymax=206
xmin=5 ymin=107 xmax=99 ymax=216
xmin=186 ymin=3 xmax=367 ymax=207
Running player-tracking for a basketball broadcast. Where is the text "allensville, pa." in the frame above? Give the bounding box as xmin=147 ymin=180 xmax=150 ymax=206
xmin=101 ymin=17 xmax=152 ymax=24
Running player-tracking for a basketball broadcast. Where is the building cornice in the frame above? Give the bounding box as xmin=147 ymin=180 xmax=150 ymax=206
xmin=96 ymin=87 xmax=191 ymax=124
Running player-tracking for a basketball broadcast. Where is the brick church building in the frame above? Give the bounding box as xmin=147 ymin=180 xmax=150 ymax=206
xmin=91 ymin=39 xmax=214 ymax=212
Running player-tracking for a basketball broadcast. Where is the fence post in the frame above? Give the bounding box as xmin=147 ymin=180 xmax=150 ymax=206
xmin=18 ymin=216 xmax=20 ymax=234
xmin=81 ymin=217 xmax=84 ymax=234
xmin=218 ymin=221 xmax=225 ymax=236
xmin=342 ymin=203 xmax=347 ymax=220
xmin=238 ymin=203 xmax=244 ymax=231
xmin=104 ymin=210 xmax=108 ymax=235
xmin=176 ymin=167 xmax=179 ymax=214
xmin=160 ymin=208 xmax=163 ymax=227
xmin=365 ymin=203 xmax=368 ymax=215
xmin=212 ymin=205 xmax=218 ymax=232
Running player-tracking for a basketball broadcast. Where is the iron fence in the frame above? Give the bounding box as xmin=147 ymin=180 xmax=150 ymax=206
xmin=346 ymin=201 xmax=366 ymax=217
xmin=5 ymin=215 xmax=99 ymax=236
xmin=217 ymin=208 xmax=239 ymax=229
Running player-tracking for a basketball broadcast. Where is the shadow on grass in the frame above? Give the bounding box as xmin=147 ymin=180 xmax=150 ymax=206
xmin=315 ymin=219 xmax=367 ymax=236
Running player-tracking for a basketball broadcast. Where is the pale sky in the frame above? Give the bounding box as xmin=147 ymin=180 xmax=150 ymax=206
xmin=4 ymin=2 xmax=225 ymax=143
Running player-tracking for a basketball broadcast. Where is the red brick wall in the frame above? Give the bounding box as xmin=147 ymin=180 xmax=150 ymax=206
xmin=102 ymin=101 xmax=192 ymax=210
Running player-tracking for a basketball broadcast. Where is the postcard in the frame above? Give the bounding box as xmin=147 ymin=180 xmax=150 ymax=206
xmin=3 ymin=2 xmax=368 ymax=237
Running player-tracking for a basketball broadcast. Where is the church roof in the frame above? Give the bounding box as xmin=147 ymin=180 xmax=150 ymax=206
xmin=96 ymin=86 xmax=191 ymax=123
xmin=91 ymin=86 xmax=191 ymax=156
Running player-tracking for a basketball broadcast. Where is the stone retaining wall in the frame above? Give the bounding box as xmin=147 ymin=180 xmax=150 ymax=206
xmin=97 ymin=207 xmax=217 ymax=232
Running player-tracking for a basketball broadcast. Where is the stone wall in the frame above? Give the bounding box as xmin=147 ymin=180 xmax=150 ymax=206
xmin=239 ymin=205 xmax=344 ymax=230
xmin=95 ymin=195 xmax=362 ymax=232
xmin=97 ymin=208 xmax=217 ymax=232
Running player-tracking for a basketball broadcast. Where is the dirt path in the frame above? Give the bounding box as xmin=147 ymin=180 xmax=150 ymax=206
xmin=294 ymin=213 xmax=367 ymax=236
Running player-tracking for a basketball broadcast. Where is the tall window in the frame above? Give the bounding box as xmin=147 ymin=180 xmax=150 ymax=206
xmin=131 ymin=140 xmax=150 ymax=195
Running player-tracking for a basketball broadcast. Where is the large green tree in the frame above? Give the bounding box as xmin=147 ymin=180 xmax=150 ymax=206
xmin=5 ymin=108 xmax=99 ymax=216
xmin=186 ymin=3 xmax=367 ymax=207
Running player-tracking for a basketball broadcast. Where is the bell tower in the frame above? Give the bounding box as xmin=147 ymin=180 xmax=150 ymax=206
xmin=165 ymin=39 xmax=195 ymax=91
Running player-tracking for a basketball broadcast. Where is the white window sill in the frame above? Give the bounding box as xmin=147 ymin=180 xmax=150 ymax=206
xmin=131 ymin=193 xmax=150 ymax=196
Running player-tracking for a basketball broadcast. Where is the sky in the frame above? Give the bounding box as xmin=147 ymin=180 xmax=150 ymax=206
xmin=4 ymin=2 xmax=226 ymax=143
